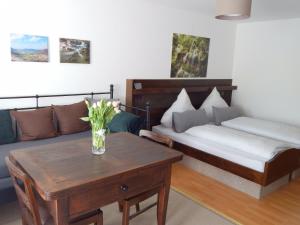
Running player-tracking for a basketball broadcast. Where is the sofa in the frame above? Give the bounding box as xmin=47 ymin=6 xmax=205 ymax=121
xmin=0 ymin=100 xmax=144 ymax=205
xmin=0 ymin=130 xmax=91 ymax=204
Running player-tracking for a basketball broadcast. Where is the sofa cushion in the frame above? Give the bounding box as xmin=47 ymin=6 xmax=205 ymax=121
xmin=0 ymin=177 xmax=16 ymax=204
xmin=10 ymin=108 xmax=57 ymax=141
xmin=0 ymin=177 xmax=13 ymax=190
xmin=107 ymin=111 xmax=144 ymax=135
xmin=53 ymin=101 xmax=90 ymax=135
xmin=0 ymin=110 xmax=16 ymax=145
xmin=0 ymin=131 xmax=90 ymax=179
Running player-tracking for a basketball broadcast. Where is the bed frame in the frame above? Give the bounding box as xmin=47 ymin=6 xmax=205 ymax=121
xmin=126 ymin=79 xmax=300 ymax=186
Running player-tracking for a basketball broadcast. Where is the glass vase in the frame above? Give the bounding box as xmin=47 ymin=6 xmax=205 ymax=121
xmin=91 ymin=128 xmax=106 ymax=155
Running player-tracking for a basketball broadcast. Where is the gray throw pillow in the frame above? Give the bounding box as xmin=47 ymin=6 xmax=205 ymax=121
xmin=172 ymin=109 xmax=209 ymax=133
xmin=213 ymin=106 xmax=242 ymax=125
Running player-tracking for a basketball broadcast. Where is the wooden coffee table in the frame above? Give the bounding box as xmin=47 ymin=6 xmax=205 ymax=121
xmin=9 ymin=132 xmax=182 ymax=225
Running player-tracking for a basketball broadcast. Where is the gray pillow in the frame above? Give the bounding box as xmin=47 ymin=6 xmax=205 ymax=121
xmin=213 ymin=106 xmax=242 ymax=125
xmin=172 ymin=109 xmax=209 ymax=133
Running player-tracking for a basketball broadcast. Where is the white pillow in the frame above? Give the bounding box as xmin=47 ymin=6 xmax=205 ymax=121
xmin=161 ymin=88 xmax=195 ymax=128
xmin=200 ymin=87 xmax=228 ymax=121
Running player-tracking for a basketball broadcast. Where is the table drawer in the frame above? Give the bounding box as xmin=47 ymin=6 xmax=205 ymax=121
xmin=119 ymin=165 xmax=165 ymax=199
xmin=69 ymin=165 xmax=166 ymax=215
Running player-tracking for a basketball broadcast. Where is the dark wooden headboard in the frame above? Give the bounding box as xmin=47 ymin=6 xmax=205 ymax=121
xmin=126 ymin=79 xmax=237 ymax=128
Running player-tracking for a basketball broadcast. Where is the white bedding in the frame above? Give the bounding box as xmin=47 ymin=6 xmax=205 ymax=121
xmin=185 ymin=125 xmax=291 ymax=159
xmin=222 ymin=117 xmax=300 ymax=147
xmin=153 ymin=125 xmax=270 ymax=172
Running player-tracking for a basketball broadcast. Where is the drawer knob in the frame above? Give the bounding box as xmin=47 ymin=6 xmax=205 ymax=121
xmin=120 ymin=184 xmax=129 ymax=192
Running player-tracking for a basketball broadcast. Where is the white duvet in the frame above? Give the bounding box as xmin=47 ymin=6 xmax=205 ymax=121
xmin=185 ymin=125 xmax=292 ymax=159
xmin=222 ymin=117 xmax=300 ymax=147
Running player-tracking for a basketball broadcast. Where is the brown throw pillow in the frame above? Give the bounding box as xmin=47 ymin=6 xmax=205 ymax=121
xmin=10 ymin=107 xmax=57 ymax=141
xmin=53 ymin=101 xmax=90 ymax=135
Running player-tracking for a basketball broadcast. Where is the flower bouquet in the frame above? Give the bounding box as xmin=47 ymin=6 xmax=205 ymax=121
xmin=81 ymin=99 xmax=120 ymax=155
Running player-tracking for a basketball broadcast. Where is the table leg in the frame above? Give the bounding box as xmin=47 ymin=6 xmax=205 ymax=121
xmin=53 ymin=198 xmax=69 ymax=225
xmin=122 ymin=201 xmax=130 ymax=225
xmin=157 ymin=165 xmax=171 ymax=225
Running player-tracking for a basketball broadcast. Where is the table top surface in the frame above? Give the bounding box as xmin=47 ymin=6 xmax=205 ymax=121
xmin=10 ymin=132 xmax=182 ymax=200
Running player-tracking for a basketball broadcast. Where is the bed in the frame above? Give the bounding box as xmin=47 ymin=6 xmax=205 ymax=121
xmin=153 ymin=124 xmax=269 ymax=173
xmin=126 ymin=79 xmax=300 ymax=191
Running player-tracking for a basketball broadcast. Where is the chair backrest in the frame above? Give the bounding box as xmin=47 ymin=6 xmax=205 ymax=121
xmin=139 ymin=130 xmax=173 ymax=148
xmin=5 ymin=157 xmax=42 ymax=225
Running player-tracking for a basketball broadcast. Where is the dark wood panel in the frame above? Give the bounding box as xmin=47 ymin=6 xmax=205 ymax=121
xmin=173 ymin=142 xmax=265 ymax=185
xmin=132 ymin=86 xmax=237 ymax=95
xmin=69 ymin=165 xmax=166 ymax=215
xmin=128 ymin=79 xmax=233 ymax=88
xmin=126 ymin=79 xmax=236 ymax=128
xmin=264 ymin=149 xmax=300 ymax=185
xmin=173 ymin=141 xmax=300 ymax=186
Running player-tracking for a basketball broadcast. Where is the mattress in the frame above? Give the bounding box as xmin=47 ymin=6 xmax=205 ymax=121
xmin=222 ymin=117 xmax=300 ymax=147
xmin=153 ymin=125 xmax=269 ymax=173
xmin=185 ymin=125 xmax=291 ymax=159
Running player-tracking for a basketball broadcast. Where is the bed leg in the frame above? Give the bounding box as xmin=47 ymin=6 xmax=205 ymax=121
xmin=145 ymin=102 xmax=151 ymax=130
xmin=289 ymin=173 xmax=293 ymax=182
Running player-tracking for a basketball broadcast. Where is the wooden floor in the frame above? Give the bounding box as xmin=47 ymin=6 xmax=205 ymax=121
xmin=171 ymin=163 xmax=300 ymax=225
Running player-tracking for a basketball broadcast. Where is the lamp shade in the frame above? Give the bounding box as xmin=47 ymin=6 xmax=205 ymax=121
xmin=215 ymin=0 xmax=252 ymax=20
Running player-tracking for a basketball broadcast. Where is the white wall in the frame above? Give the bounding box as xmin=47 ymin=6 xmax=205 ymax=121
xmin=0 ymin=0 xmax=236 ymax=107
xmin=232 ymin=18 xmax=300 ymax=126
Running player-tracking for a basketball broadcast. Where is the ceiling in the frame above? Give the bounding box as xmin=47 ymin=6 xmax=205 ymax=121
xmin=149 ymin=0 xmax=300 ymax=22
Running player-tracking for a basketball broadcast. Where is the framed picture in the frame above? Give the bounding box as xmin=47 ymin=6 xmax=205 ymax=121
xmin=171 ymin=33 xmax=210 ymax=78
xmin=10 ymin=34 xmax=48 ymax=62
xmin=60 ymin=38 xmax=90 ymax=64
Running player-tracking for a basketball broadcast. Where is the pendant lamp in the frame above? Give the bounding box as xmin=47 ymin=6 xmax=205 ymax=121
xmin=216 ymin=0 xmax=252 ymax=20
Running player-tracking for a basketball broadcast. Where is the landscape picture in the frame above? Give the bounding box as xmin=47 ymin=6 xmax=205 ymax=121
xmin=10 ymin=34 xmax=48 ymax=62
xmin=60 ymin=38 xmax=90 ymax=64
xmin=171 ymin=33 xmax=210 ymax=78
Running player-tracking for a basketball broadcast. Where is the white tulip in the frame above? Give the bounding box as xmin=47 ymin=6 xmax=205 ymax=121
xmin=112 ymin=101 xmax=120 ymax=108
xmin=97 ymin=101 xmax=101 ymax=107
xmin=107 ymin=101 xmax=112 ymax=107
xmin=92 ymin=103 xmax=97 ymax=108
xmin=114 ymin=108 xmax=121 ymax=114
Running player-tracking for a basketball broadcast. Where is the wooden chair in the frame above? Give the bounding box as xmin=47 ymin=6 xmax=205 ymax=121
xmin=119 ymin=130 xmax=173 ymax=225
xmin=139 ymin=130 xmax=173 ymax=148
xmin=5 ymin=157 xmax=103 ymax=225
